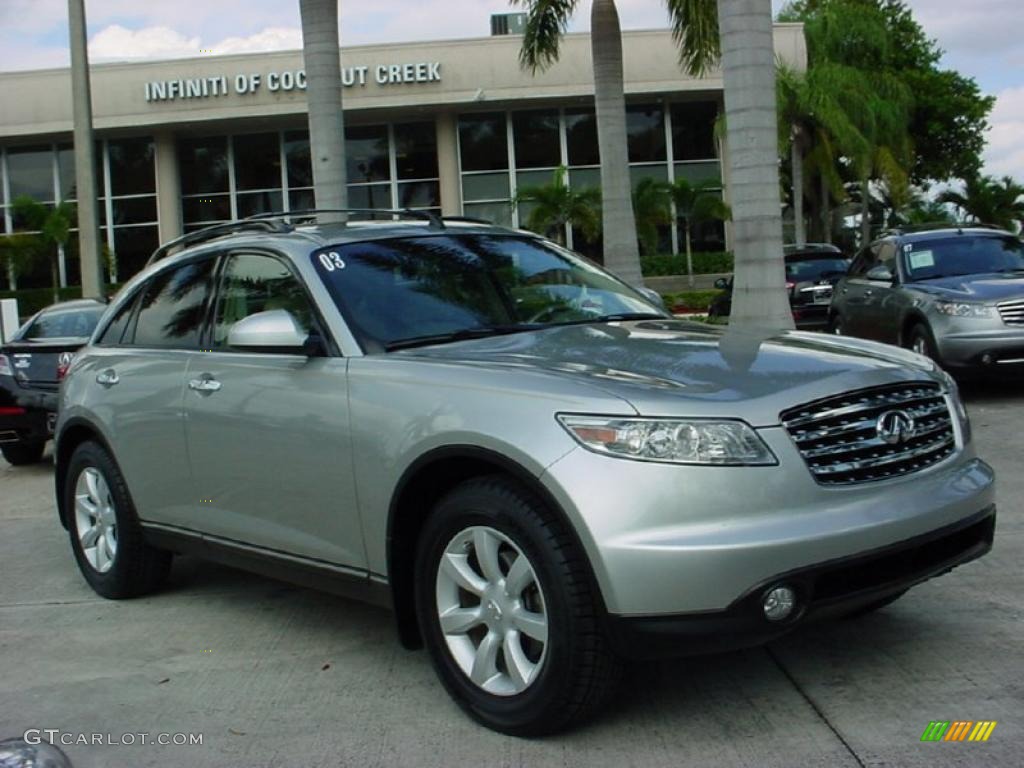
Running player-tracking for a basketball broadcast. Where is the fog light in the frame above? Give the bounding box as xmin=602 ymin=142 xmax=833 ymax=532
xmin=762 ymin=586 xmax=797 ymax=622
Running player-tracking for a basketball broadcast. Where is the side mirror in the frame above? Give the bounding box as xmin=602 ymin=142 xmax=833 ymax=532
xmin=714 ymin=277 xmax=731 ymax=290
xmin=866 ymin=265 xmax=895 ymax=283
xmin=636 ymin=286 xmax=667 ymax=310
xmin=227 ymin=309 xmax=311 ymax=354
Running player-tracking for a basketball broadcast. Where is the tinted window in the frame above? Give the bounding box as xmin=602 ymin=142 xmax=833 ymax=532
xmin=459 ymin=114 xmax=508 ymax=172
xmin=131 ymin=259 xmax=216 ymax=348
xmin=513 ymin=110 xmax=561 ymax=169
xmin=233 ymin=133 xmax=281 ymax=191
xmin=178 ymin=137 xmax=229 ymax=195
xmin=23 ymin=307 xmax=104 ymax=340
xmin=785 ymin=258 xmax=850 ymax=283
xmin=671 ymin=101 xmax=718 ymax=161
xmin=848 ymin=247 xmax=877 ymax=277
xmin=214 ymin=253 xmax=314 ymax=348
xmin=97 ymin=295 xmax=138 ymax=346
xmin=346 ymin=125 xmax=390 ymax=183
xmin=565 ymin=109 xmax=599 ymax=166
xmin=312 ymin=236 xmax=661 ymax=350
xmin=902 ymin=236 xmax=1024 ymax=281
xmin=394 ymin=122 xmax=438 ymax=180
xmin=627 ymin=105 xmax=666 ymax=163
xmin=108 ymin=137 xmax=155 ymax=196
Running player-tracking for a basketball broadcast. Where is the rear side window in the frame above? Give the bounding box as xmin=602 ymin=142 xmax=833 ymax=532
xmin=129 ymin=259 xmax=216 ymax=349
xmin=96 ymin=296 xmax=138 ymax=346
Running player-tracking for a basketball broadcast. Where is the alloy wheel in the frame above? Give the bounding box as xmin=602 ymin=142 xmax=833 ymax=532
xmin=434 ymin=526 xmax=548 ymax=696
xmin=74 ymin=467 xmax=118 ymax=573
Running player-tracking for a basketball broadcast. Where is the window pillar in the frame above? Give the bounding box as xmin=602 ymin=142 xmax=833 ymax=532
xmin=154 ymin=132 xmax=182 ymax=243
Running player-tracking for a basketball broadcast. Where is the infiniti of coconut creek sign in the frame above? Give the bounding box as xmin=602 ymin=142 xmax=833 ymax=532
xmin=144 ymin=62 xmax=443 ymax=102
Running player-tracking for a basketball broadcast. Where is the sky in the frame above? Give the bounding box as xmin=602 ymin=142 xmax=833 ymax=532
xmin=0 ymin=0 xmax=1020 ymax=181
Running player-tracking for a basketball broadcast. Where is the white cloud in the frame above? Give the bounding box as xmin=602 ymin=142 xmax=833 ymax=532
xmin=87 ymin=24 xmax=303 ymax=62
xmin=984 ymin=87 xmax=1024 ymax=179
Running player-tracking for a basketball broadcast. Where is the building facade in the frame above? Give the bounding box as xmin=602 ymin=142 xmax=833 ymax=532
xmin=0 ymin=25 xmax=806 ymax=289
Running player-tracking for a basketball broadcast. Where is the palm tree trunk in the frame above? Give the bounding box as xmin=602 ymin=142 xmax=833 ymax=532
xmin=860 ymin=176 xmax=871 ymax=246
xmin=591 ymin=0 xmax=642 ymax=287
xmin=791 ymin=127 xmax=805 ymax=246
xmin=684 ymin=223 xmax=695 ymax=289
xmin=716 ymin=0 xmax=793 ymax=331
xmin=50 ymin=253 xmax=59 ymax=305
xmin=820 ymin=171 xmax=831 ymax=243
xmin=300 ymin=0 xmax=347 ymax=222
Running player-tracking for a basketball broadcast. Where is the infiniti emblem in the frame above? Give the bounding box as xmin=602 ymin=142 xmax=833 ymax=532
xmin=876 ymin=410 xmax=916 ymax=445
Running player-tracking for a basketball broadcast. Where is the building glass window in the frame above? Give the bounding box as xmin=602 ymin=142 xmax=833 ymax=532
xmin=179 ymin=136 xmax=228 ymax=195
xmin=626 ymin=105 xmax=666 ymax=163
xmin=395 ymin=122 xmax=438 ymax=181
xmin=564 ymin=109 xmax=599 ymax=167
xmin=7 ymin=146 xmax=54 ymax=202
xmin=233 ymin=133 xmax=281 ymax=191
xmin=671 ymin=101 xmax=719 ymax=161
xmin=108 ymin=137 xmax=155 ymax=196
xmin=513 ymin=111 xmax=560 ymax=169
xmin=347 ymin=125 xmax=390 ymax=184
xmin=57 ymin=144 xmax=77 ymax=201
xmin=284 ymin=130 xmax=313 ymax=190
xmin=458 ymin=113 xmax=508 ymax=172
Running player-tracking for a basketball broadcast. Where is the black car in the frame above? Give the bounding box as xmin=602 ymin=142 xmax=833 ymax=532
xmin=708 ymin=244 xmax=850 ymax=329
xmin=1 ymin=299 xmax=105 ymax=465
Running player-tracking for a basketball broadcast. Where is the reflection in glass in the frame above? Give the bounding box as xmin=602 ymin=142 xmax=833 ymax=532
xmin=565 ymin=109 xmax=599 ymax=166
xmin=513 ymin=111 xmax=560 ymax=169
xmin=108 ymin=138 xmax=155 ymax=196
xmin=672 ymin=101 xmax=719 ymax=161
xmin=626 ymin=105 xmax=665 ymax=163
xmin=284 ymin=130 xmax=313 ymax=189
xmin=178 ymin=136 xmax=229 ymax=194
xmin=7 ymin=147 xmax=54 ymax=201
xmin=458 ymin=114 xmax=508 ymax=172
xmin=394 ymin=122 xmax=438 ymax=180
xmin=214 ymin=253 xmax=313 ymax=346
xmin=132 ymin=257 xmax=215 ymax=348
xmin=346 ymin=125 xmax=390 ymax=183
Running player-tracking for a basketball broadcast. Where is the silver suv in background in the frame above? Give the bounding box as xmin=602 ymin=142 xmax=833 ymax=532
xmin=56 ymin=212 xmax=995 ymax=735
xmin=830 ymin=226 xmax=1024 ymax=372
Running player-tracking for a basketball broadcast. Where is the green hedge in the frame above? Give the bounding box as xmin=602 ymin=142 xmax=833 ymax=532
xmin=661 ymin=289 xmax=723 ymax=313
xmin=641 ymin=251 xmax=733 ymax=277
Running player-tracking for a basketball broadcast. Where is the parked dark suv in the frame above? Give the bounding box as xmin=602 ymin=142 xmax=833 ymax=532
xmin=709 ymin=244 xmax=849 ymax=329
xmin=830 ymin=226 xmax=1024 ymax=372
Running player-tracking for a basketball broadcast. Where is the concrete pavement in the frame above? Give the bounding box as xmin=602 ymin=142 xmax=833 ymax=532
xmin=0 ymin=381 xmax=1020 ymax=767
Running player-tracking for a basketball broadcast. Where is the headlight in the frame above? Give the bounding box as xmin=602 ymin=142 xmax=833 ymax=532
xmin=557 ymin=415 xmax=777 ymax=466
xmin=934 ymin=300 xmax=992 ymax=318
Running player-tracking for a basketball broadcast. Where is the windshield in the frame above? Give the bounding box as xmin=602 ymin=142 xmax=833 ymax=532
xmin=903 ymin=236 xmax=1024 ymax=281
xmin=785 ymin=257 xmax=849 ymax=282
xmin=312 ymin=235 xmax=665 ymax=351
xmin=21 ymin=307 xmax=104 ymax=340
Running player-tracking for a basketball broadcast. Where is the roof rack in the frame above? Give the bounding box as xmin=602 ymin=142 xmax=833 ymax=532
xmin=147 ymin=219 xmax=294 ymax=267
xmin=879 ymin=222 xmax=1009 ymax=238
xmin=247 ymin=208 xmax=447 ymax=230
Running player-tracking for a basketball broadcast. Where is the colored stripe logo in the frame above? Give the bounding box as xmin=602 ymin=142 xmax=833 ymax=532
xmin=921 ymin=721 xmax=997 ymax=742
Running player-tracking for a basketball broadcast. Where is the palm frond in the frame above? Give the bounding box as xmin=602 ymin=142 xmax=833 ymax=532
xmin=665 ymin=0 xmax=720 ymax=77
xmin=512 ymin=0 xmax=579 ymax=73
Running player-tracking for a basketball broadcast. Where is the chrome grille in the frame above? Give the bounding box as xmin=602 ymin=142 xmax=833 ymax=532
xmin=781 ymin=382 xmax=956 ymax=486
xmin=998 ymin=298 xmax=1024 ymax=326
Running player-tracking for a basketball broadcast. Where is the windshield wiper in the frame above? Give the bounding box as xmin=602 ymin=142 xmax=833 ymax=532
xmin=384 ymin=325 xmax=537 ymax=351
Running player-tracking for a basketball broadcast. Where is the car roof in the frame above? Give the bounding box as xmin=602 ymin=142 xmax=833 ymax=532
xmin=784 ymin=244 xmax=844 ymax=260
xmin=881 ymin=226 xmax=1017 ymax=243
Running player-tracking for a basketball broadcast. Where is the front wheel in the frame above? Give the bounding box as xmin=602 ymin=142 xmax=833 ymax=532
xmin=415 ymin=476 xmax=620 ymax=736
xmin=1 ymin=441 xmax=45 ymax=466
xmin=829 ymin=313 xmax=845 ymax=336
xmin=906 ymin=322 xmax=942 ymax=364
xmin=65 ymin=441 xmax=172 ymax=599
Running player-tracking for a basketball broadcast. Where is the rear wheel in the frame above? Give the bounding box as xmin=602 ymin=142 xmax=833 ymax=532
xmin=415 ymin=476 xmax=620 ymax=736
xmin=65 ymin=441 xmax=171 ymax=599
xmin=1 ymin=442 xmax=45 ymax=466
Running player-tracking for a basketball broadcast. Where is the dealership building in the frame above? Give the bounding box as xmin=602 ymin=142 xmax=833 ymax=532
xmin=0 ymin=22 xmax=806 ymax=289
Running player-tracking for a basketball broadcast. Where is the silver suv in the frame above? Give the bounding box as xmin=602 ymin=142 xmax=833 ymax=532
xmin=830 ymin=226 xmax=1024 ymax=372
xmin=56 ymin=213 xmax=996 ymax=735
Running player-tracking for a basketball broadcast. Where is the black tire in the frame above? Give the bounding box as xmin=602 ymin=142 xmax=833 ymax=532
xmin=64 ymin=441 xmax=171 ymax=599
xmin=906 ymin=322 xmax=941 ymax=364
xmin=414 ymin=475 xmax=621 ymax=736
xmin=844 ymin=590 xmax=907 ymax=619
xmin=829 ymin=313 xmax=845 ymax=336
xmin=1 ymin=441 xmax=45 ymax=466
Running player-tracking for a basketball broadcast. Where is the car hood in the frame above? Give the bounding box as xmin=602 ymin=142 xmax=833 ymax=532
xmin=397 ymin=320 xmax=941 ymax=426
xmin=911 ymin=273 xmax=1024 ymax=302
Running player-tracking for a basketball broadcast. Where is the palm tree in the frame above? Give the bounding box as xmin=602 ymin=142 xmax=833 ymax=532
xmin=11 ymin=196 xmax=76 ymax=303
xmin=631 ymin=178 xmax=672 ymax=257
xmin=709 ymin=0 xmax=792 ymax=329
xmin=668 ymin=178 xmax=730 ymax=287
xmin=515 ymin=0 xmax=642 ymax=285
xmin=299 ymin=0 xmax=347 ymax=221
xmin=513 ymin=166 xmax=602 ymax=245
xmin=939 ymin=175 xmax=1024 ymax=233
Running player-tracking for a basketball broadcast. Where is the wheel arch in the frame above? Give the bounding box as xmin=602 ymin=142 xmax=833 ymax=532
xmin=899 ymin=310 xmax=931 ymax=347
xmin=54 ymin=417 xmax=116 ymax=530
xmin=386 ymin=445 xmax=603 ymax=651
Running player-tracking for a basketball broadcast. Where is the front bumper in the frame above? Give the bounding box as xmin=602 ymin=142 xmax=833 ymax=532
xmin=541 ymin=426 xmax=995 ymax=618
xmin=933 ymin=323 xmax=1024 ymax=369
xmin=607 ymin=506 xmax=995 ymax=659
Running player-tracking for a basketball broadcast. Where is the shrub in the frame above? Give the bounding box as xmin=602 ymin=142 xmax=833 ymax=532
xmin=640 ymin=251 xmax=733 ymax=277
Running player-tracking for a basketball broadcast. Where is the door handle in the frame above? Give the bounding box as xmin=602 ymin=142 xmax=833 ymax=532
xmin=864 ymin=289 xmax=874 ymax=296
xmin=189 ymin=376 xmax=222 ymax=394
xmin=96 ymin=369 xmax=119 ymax=387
